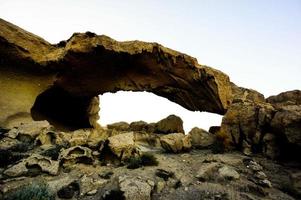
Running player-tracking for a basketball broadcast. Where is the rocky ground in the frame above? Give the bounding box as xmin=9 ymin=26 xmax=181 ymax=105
xmin=0 ymin=116 xmax=300 ymax=200
xmin=0 ymin=18 xmax=301 ymax=200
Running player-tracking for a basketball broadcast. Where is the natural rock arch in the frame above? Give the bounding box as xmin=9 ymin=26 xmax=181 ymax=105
xmin=0 ymin=18 xmax=233 ymax=130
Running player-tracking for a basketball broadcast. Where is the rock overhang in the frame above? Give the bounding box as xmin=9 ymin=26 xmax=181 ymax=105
xmin=0 ymin=18 xmax=232 ymax=130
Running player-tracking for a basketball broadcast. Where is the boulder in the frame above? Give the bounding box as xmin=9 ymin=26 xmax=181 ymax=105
xmin=188 ymin=127 xmax=215 ymax=148
xmin=6 ymin=121 xmax=52 ymax=141
xmin=219 ymin=89 xmax=301 ymax=160
xmin=108 ymin=132 xmax=139 ymax=160
xmin=4 ymin=154 xmax=59 ymax=177
xmin=35 ymin=131 xmax=57 ymax=146
xmin=87 ymin=128 xmax=108 ymax=148
xmin=129 ymin=121 xmax=154 ymax=133
xmin=218 ymin=166 xmax=240 ymax=180
xmin=155 ymin=115 xmax=184 ymax=134
xmin=119 ymin=176 xmax=154 ymax=200
xmin=218 ymin=100 xmax=275 ymax=153
xmin=80 ymin=174 xmax=108 ymax=196
xmin=0 ymin=137 xmax=19 ymax=150
xmin=267 ymin=90 xmax=301 ymax=109
xmin=270 ymin=105 xmax=301 ymax=146
xmin=196 ymin=162 xmax=220 ymax=181
xmin=160 ymin=133 xmax=191 ymax=153
xmin=107 ymin=122 xmax=130 ymax=131
xmin=59 ymin=146 xmax=93 ymax=166
xmin=55 ymin=128 xmax=108 ymax=148
xmin=133 ymin=132 xmax=162 ymax=150
xmin=182 ymin=134 xmax=192 ymax=151
xmin=69 ymin=129 xmax=90 ymax=146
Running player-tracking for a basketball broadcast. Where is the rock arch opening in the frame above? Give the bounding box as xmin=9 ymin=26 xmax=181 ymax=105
xmin=31 ymin=86 xmax=97 ymax=131
xmin=99 ymin=91 xmax=223 ymax=133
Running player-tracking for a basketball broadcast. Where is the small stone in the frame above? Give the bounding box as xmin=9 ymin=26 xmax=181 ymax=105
xmin=147 ymin=180 xmax=155 ymax=187
xmin=254 ymin=171 xmax=267 ymax=180
xmin=196 ymin=162 xmax=219 ymax=181
xmin=218 ymin=166 xmax=240 ymax=180
xmin=249 ymin=161 xmax=263 ymax=171
xmin=242 ymin=141 xmax=252 ymax=156
xmin=92 ymin=151 xmax=100 ymax=156
xmin=87 ymin=189 xmax=97 ymax=195
xmin=156 ymin=181 xmax=165 ymax=193
xmin=99 ymin=171 xmax=114 ymax=179
xmin=259 ymin=179 xmax=272 ymax=188
xmin=155 ymin=169 xmax=175 ymax=181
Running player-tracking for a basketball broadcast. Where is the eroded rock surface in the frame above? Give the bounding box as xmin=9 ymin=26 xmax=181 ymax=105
xmin=160 ymin=133 xmax=191 ymax=153
xmin=188 ymin=127 xmax=216 ymax=149
xmin=155 ymin=115 xmax=184 ymax=134
xmin=219 ymin=89 xmax=301 ymax=160
xmin=4 ymin=154 xmax=59 ymax=177
xmin=0 ymin=18 xmax=232 ymax=130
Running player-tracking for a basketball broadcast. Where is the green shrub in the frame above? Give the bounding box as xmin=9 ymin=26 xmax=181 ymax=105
xmin=126 ymin=156 xmax=142 ymax=169
xmin=140 ymin=152 xmax=159 ymax=166
xmin=5 ymin=182 xmax=54 ymax=200
xmin=126 ymin=153 xmax=158 ymax=169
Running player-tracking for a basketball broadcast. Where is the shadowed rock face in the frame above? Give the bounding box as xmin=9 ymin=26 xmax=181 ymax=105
xmin=0 ymin=18 xmax=232 ymax=129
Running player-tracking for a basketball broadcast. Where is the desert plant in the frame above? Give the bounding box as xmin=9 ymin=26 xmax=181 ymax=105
xmin=5 ymin=182 xmax=54 ymax=200
xmin=140 ymin=152 xmax=159 ymax=166
xmin=126 ymin=156 xmax=142 ymax=169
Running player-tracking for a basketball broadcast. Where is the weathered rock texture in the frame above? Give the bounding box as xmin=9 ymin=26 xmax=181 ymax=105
xmin=0 ymin=18 xmax=232 ymax=130
xmin=219 ymin=89 xmax=301 ymax=160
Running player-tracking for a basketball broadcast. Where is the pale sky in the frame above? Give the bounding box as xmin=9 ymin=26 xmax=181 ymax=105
xmin=1 ymin=0 xmax=300 ymax=132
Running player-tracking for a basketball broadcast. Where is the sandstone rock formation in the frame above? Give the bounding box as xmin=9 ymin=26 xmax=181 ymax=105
xmin=219 ymin=89 xmax=301 ymax=160
xmin=0 ymin=18 xmax=232 ymax=130
xmin=160 ymin=133 xmax=191 ymax=153
xmin=108 ymin=132 xmax=138 ymax=160
xmin=4 ymin=154 xmax=60 ymax=177
xmin=155 ymin=115 xmax=184 ymax=134
xmin=59 ymin=146 xmax=93 ymax=166
xmin=1 ymin=18 xmax=301 ymax=200
xmin=0 ymin=121 xmax=299 ymax=200
xmin=188 ymin=127 xmax=216 ymax=149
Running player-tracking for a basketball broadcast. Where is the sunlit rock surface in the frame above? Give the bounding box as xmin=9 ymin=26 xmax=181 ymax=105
xmin=0 ymin=18 xmax=232 ymax=130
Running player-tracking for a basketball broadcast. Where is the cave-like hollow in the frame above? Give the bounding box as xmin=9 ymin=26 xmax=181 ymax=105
xmin=31 ymin=86 xmax=96 ymax=131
